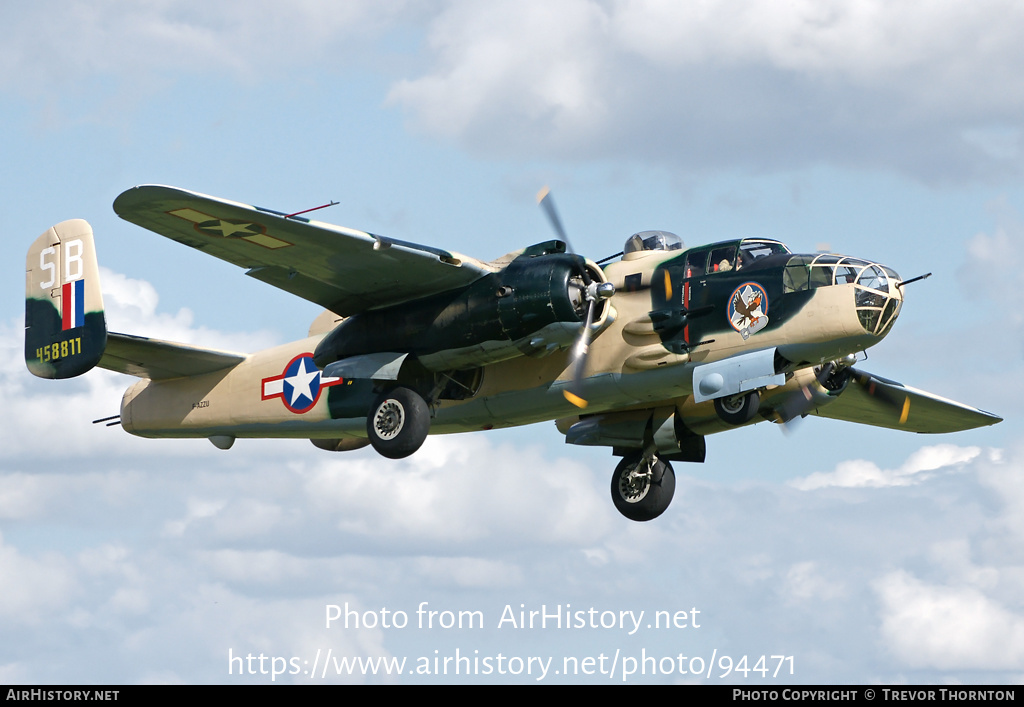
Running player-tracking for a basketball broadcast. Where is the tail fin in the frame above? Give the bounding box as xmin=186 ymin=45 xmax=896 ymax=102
xmin=25 ymin=219 xmax=107 ymax=379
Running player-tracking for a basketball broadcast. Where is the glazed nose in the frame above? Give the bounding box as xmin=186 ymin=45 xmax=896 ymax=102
xmin=855 ymin=263 xmax=902 ymax=337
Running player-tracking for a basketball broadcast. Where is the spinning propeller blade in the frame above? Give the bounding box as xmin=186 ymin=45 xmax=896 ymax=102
xmin=536 ymin=187 xmax=614 ymax=409
xmin=773 ymin=362 xmax=837 ymax=427
xmin=850 ymin=368 xmax=911 ymax=424
xmin=774 ymin=364 xmax=912 ymax=430
xmin=537 ymin=187 xmax=591 ymax=285
xmin=536 ymin=187 xmax=567 ymax=243
xmin=564 ymin=297 xmax=597 ymax=408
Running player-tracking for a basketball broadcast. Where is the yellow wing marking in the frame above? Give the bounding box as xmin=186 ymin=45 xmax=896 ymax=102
xmin=167 ymin=208 xmax=292 ymax=250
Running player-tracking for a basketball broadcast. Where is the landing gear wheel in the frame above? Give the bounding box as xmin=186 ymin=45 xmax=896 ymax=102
xmin=611 ymin=453 xmax=676 ymax=522
xmin=714 ymin=390 xmax=760 ymax=425
xmin=366 ymin=387 xmax=430 ymax=459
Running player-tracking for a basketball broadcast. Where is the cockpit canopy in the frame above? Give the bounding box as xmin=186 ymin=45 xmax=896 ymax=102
xmin=623 ymin=230 xmax=684 ymax=255
xmin=682 ymin=239 xmax=791 ymax=277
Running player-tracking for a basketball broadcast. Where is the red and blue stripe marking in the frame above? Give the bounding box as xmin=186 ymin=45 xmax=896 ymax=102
xmin=61 ymin=279 xmax=85 ymax=331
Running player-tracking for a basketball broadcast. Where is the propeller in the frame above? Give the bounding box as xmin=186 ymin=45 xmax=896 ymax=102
xmin=849 ymin=368 xmax=912 ymax=424
xmin=536 ymin=187 xmax=615 ymax=408
xmin=772 ymin=362 xmax=838 ymax=426
xmin=773 ymin=362 xmax=911 ymax=430
xmin=537 ymin=187 xmax=590 ymax=284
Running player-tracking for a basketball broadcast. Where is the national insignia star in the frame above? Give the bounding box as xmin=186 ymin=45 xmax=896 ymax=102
xmin=202 ymin=220 xmax=258 ymax=238
xmin=284 ymin=357 xmax=321 ymax=407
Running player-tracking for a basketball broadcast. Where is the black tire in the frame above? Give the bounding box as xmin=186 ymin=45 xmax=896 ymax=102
xmin=714 ymin=390 xmax=760 ymax=425
xmin=611 ymin=453 xmax=675 ymax=522
xmin=366 ymin=387 xmax=430 ymax=459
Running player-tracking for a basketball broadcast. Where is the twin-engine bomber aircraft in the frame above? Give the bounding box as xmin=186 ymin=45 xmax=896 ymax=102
xmin=26 ymin=185 xmax=1001 ymax=521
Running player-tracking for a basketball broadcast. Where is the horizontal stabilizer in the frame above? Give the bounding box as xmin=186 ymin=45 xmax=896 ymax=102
xmin=99 ymin=332 xmax=246 ymax=380
xmin=811 ymin=369 xmax=1002 ymax=433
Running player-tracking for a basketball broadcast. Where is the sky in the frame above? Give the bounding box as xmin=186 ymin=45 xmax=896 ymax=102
xmin=1 ymin=0 xmax=1022 ymax=684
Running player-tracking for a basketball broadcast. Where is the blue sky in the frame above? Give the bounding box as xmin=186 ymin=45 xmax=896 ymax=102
xmin=2 ymin=1 xmax=1022 ymax=684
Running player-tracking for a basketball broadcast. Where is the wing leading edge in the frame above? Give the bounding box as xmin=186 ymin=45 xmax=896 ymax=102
xmin=113 ymin=185 xmax=494 ymax=316
xmin=811 ymin=369 xmax=1002 ymax=433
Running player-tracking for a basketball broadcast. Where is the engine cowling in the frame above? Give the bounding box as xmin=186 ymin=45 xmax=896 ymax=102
xmin=312 ymin=251 xmax=606 ymax=371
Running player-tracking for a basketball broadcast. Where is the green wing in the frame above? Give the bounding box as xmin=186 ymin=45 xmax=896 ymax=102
xmin=811 ymin=369 xmax=1002 ymax=433
xmin=113 ymin=185 xmax=494 ymax=316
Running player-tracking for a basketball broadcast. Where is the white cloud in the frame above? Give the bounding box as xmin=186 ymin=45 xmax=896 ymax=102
xmin=303 ymin=435 xmax=613 ymax=548
xmin=388 ymin=1 xmax=613 ymax=145
xmin=783 ymin=561 xmax=846 ymax=603
xmin=611 ymin=1 xmax=1014 ymax=82
xmin=958 ymin=200 xmax=1024 ymax=317
xmin=963 ymin=126 xmax=1022 ymax=162
xmin=412 ymin=557 xmax=524 ymax=589
xmin=927 ymin=540 xmax=1001 ymax=592
xmin=876 ymin=570 xmax=1024 ymax=671
xmin=0 ymin=318 xmax=140 ymax=460
xmin=789 ymin=444 xmax=983 ymax=490
xmin=976 ymin=445 xmax=1024 ymax=548
xmin=388 ymin=0 xmax=1024 ymax=180
xmin=0 ymin=1 xmax=413 ymax=94
xmin=101 ymin=267 xmax=280 ymax=353
xmin=162 ymin=498 xmax=231 ymax=538
xmin=0 ymin=534 xmax=77 ymax=624
xmin=6 ymin=1 xmax=1024 ymax=180
xmin=3 ymin=429 xmax=1023 ymax=683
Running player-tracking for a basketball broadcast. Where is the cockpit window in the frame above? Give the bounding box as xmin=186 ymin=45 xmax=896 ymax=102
xmin=709 ymin=246 xmax=737 ymax=272
xmin=738 ymin=241 xmax=789 ymax=266
xmin=623 ymin=230 xmax=684 ymax=255
xmin=683 ymin=240 xmax=789 ymax=277
xmin=685 ymin=250 xmax=707 ymax=278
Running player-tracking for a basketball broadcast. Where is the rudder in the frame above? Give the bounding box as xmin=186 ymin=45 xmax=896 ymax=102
xmin=25 ymin=219 xmax=107 ymax=379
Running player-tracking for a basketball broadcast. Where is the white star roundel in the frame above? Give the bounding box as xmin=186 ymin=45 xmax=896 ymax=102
xmin=261 ymin=353 xmax=343 ymax=414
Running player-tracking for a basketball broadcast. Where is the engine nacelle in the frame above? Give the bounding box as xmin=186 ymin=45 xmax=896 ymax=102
xmin=313 ymin=251 xmax=607 ymax=371
xmin=804 ymin=364 xmax=852 ymax=406
xmin=769 ymin=363 xmax=853 ymax=413
xmin=560 ymin=408 xmax=706 ymax=463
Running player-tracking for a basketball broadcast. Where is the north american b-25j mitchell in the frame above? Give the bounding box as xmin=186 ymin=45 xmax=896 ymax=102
xmin=26 ymin=186 xmax=1001 ymax=521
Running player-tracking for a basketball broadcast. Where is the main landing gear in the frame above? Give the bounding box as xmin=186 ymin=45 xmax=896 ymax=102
xmin=366 ymin=386 xmax=430 ymax=459
xmin=611 ymin=451 xmax=676 ymax=522
xmin=714 ymin=390 xmax=760 ymax=425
